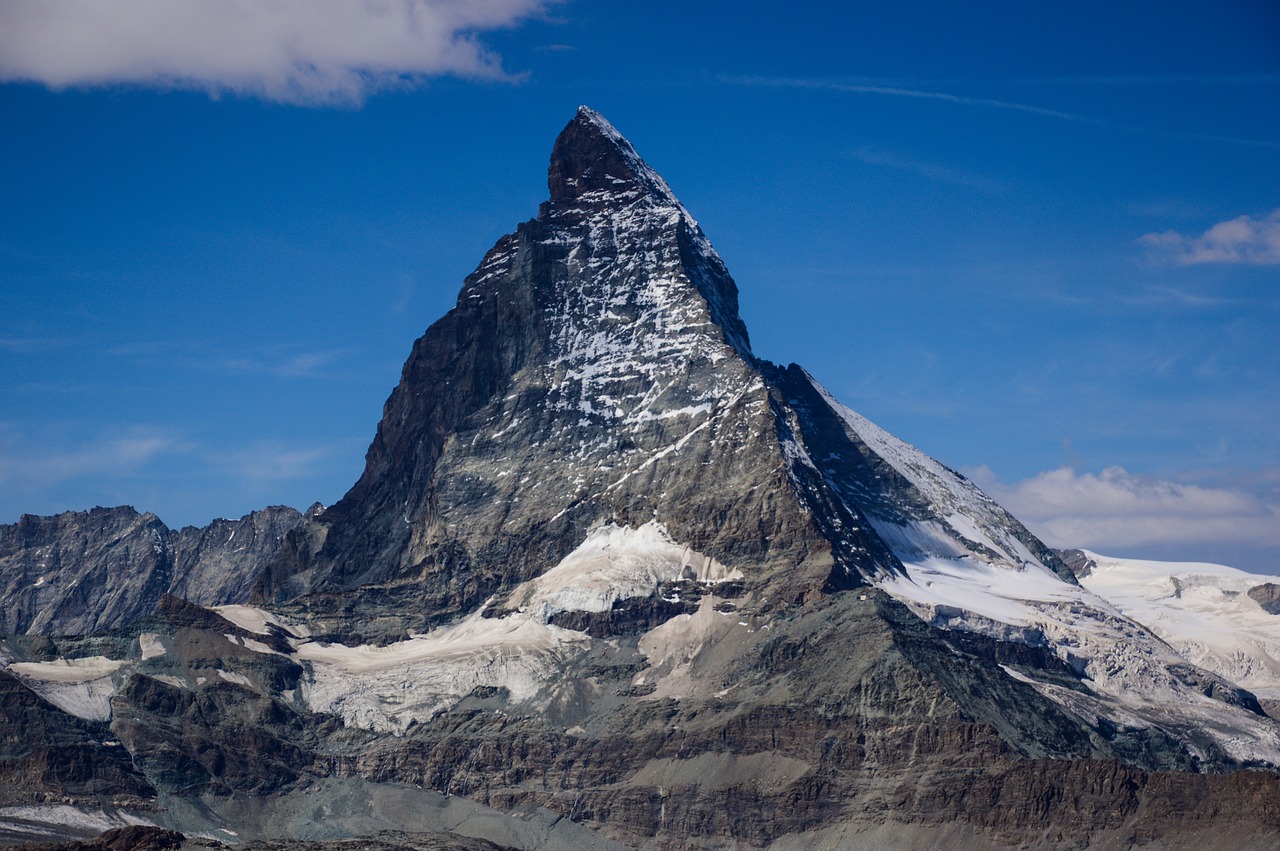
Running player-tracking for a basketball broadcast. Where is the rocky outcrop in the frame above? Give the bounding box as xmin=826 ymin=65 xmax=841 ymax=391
xmin=1249 ymin=582 xmax=1280 ymax=614
xmin=1056 ymin=547 xmax=1098 ymax=579
xmin=0 ymin=508 xmax=173 ymax=636
xmin=0 ymin=507 xmax=304 ymax=636
xmin=167 ymin=508 xmax=305 ymax=607
xmin=12 ymin=826 xmax=185 ymax=851
xmin=0 ymin=669 xmax=154 ymax=807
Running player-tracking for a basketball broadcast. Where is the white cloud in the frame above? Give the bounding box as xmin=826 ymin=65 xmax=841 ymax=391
xmin=1138 ymin=209 xmax=1280 ymax=265
xmin=966 ymin=464 xmax=1280 ymax=550
xmin=0 ymin=0 xmax=552 ymax=104
xmin=0 ymin=426 xmax=192 ymax=486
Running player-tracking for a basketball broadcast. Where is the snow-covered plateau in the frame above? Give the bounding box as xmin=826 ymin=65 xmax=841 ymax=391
xmin=1073 ymin=551 xmax=1280 ymax=702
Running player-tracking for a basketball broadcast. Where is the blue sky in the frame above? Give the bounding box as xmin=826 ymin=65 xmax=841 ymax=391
xmin=1 ymin=1 xmax=1278 ymax=569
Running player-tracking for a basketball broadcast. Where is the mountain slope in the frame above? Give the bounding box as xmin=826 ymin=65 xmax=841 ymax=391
xmin=1063 ymin=550 xmax=1280 ymax=708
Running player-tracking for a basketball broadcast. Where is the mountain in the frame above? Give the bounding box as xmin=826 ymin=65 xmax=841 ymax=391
xmin=2 ymin=107 xmax=1280 ymax=849
xmin=252 ymin=106 xmax=898 ymax=645
xmin=0 ymin=506 xmax=303 ymax=635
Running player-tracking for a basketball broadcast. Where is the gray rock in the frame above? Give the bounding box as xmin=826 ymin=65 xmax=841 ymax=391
xmin=1248 ymin=582 xmax=1280 ymax=614
xmin=0 ymin=506 xmax=304 ymax=635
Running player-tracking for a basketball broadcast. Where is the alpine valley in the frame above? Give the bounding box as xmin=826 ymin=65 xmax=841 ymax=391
xmin=3 ymin=108 xmax=1280 ymax=850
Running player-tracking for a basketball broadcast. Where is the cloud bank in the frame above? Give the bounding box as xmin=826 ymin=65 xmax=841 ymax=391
xmin=967 ymin=465 xmax=1280 ymax=552
xmin=0 ymin=0 xmax=551 ymax=104
xmin=1138 ymin=209 xmax=1280 ymax=265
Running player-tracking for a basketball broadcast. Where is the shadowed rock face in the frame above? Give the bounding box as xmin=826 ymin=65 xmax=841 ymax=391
xmin=1056 ymin=547 xmax=1098 ymax=579
xmin=0 ymin=669 xmax=154 ymax=806
xmin=1249 ymin=582 xmax=1280 ymax=615
xmin=11 ymin=825 xmax=185 ymax=851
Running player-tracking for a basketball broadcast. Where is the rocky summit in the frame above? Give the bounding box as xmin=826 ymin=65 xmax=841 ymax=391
xmin=2 ymin=107 xmax=1280 ymax=850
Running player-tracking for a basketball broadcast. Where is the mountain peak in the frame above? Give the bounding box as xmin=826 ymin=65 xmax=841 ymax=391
xmin=547 ymin=106 xmax=677 ymax=206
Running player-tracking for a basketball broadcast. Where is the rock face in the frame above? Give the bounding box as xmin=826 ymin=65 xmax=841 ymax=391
xmin=1250 ymin=582 xmax=1280 ymax=614
xmin=168 ymin=508 xmax=308 ymax=608
xmin=1056 ymin=547 xmax=1097 ymax=578
xmin=0 ymin=668 xmax=154 ymax=807
xmin=4 ymin=107 xmax=1280 ymax=849
xmin=255 ymin=106 xmax=896 ymax=639
xmin=0 ymin=507 xmax=304 ymax=636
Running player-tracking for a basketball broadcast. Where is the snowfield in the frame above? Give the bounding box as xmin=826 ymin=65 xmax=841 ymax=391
xmin=6 ymin=656 xmax=123 ymax=722
xmin=795 ymin=377 xmax=1280 ymax=765
xmin=295 ymin=521 xmax=738 ymax=733
xmin=1075 ymin=551 xmax=1280 ymax=702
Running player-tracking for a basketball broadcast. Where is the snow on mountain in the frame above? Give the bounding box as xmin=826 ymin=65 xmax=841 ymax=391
xmin=779 ymin=374 xmax=1280 ymax=764
xmin=5 ymin=656 xmax=123 ymax=722
xmin=294 ymin=521 xmax=742 ymax=733
xmin=1072 ymin=551 xmax=1280 ymax=703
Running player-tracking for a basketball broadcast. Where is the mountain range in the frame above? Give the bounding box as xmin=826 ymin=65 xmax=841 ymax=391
xmin=2 ymin=107 xmax=1279 ymax=850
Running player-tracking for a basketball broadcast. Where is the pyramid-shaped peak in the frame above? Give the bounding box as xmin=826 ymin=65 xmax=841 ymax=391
xmin=547 ymin=106 xmax=678 ymax=206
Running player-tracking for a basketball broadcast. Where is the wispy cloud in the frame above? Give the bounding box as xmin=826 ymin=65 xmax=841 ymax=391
xmin=722 ymin=75 xmax=1280 ymax=150
xmin=0 ymin=425 xmax=193 ymax=487
xmin=1020 ymin=74 xmax=1280 ymax=87
xmin=220 ymin=440 xmax=346 ymax=484
xmin=107 ymin=339 xmax=356 ymax=379
xmin=1114 ymin=286 xmax=1243 ymax=309
xmin=724 ymin=75 xmax=1097 ymax=124
xmin=967 ymin=465 xmax=1280 ymax=551
xmin=0 ymin=336 xmax=65 ymax=352
xmin=848 ymin=147 xmax=1002 ymax=191
xmin=0 ymin=0 xmax=555 ymax=105
xmin=1138 ymin=209 xmax=1280 ymax=265
xmin=219 ymin=348 xmax=355 ymax=379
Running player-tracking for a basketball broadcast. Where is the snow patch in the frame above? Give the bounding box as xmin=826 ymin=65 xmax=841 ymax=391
xmin=506 ymin=521 xmax=742 ymax=620
xmin=295 ymin=521 xmax=741 ymax=733
xmin=213 ymin=604 xmax=310 ymax=638
xmin=138 ymin=633 xmax=165 ymax=660
xmin=216 ymin=669 xmax=254 ymax=689
xmin=297 ymin=613 xmax=589 ymax=734
xmin=0 ymin=805 xmax=154 ymax=837
xmin=6 ymin=657 xmax=123 ymax=722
